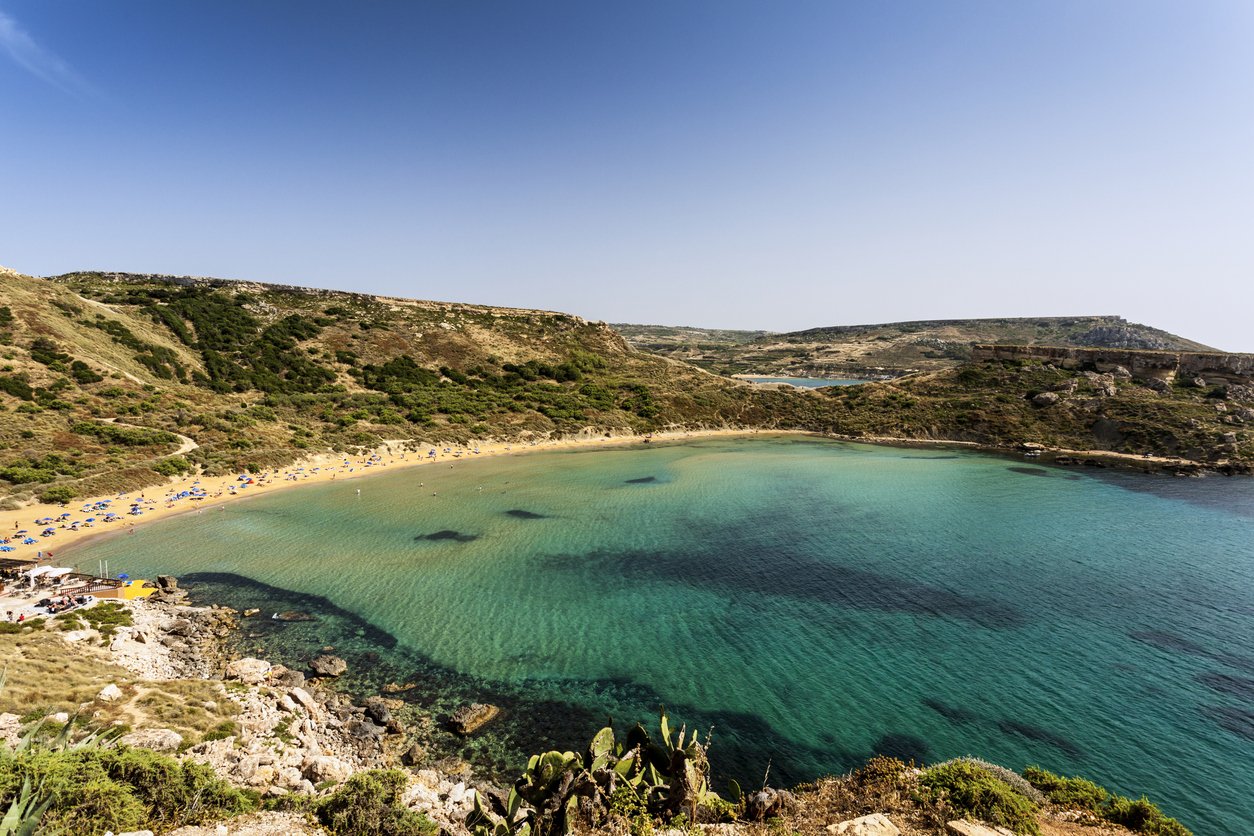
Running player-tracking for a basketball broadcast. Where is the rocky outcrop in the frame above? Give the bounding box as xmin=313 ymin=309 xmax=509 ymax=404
xmin=946 ymin=822 xmax=1016 ymax=836
xmin=309 ymin=654 xmax=347 ymax=677
xmin=972 ymin=344 xmax=1254 ymax=384
xmin=449 ymin=703 xmax=500 ymax=735
xmin=119 ymin=728 xmax=184 ymax=753
xmin=827 ymin=813 xmax=900 ymax=835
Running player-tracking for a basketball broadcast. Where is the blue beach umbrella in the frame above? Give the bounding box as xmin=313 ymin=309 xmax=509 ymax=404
xmin=22 ymin=538 xmax=37 ymax=544
xmin=0 ymin=546 xmax=14 ymax=552
xmin=117 ymin=573 xmax=129 ymax=580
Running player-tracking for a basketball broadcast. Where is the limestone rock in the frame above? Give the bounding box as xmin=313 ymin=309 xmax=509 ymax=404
xmin=400 ymin=742 xmax=426 ymax=766
xmin=97 ymin=683 xmax=124 ymax=702
xmin=269 ymin=665 xmax=305 ymax=689
xmin=119 ymin=728 xmax=183 ymax=753
xmin=0 ymin=712 xmax=21 ymax=746
xmin=827 ymin=813 xmax=900 ymax=835
xmin=1143 ymin=377 xmax=1170 ymax=393
xmin=449 ymin=703 xmax=500 ymax=735
xmin=225 ymin=658 xmax=271 ymax=685
xmin=1031 ymin=391 xmax=1060 ymax=408
xmin=745 ymin=787 xmax=795 ymax=821
xmin=301 ymin=754 xmax=353 ymax=785
xmin=288 ymin=687 xmax=320 ymax=716
xmin=947 ymin=822 xmax=1016 ymax=836
xmin=242 ymin=608 xmax=260 ymax=617
xmin=309 ymin=654 xmax=347 ymax=677
xmin=156 ymin=575 xmax=178 ymax=590
xmin=362 ymin=696 xmax=391 ymax=725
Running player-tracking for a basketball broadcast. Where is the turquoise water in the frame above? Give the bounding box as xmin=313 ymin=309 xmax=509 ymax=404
xmin=742 ymin=377 xmax=866 ymax=387
xmin=66 ymin=436 xmax=1254 ymax=834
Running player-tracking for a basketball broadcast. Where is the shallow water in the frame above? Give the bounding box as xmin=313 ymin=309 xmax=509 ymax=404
xmin=68 ymin=436 xmax=1254 ymax=835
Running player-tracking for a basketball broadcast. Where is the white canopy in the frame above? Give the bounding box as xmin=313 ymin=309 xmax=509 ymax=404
xmin=45 ymin=567 xmax=73 ymax=578
xmin=22 ymin=565 xmax=54 ymax=578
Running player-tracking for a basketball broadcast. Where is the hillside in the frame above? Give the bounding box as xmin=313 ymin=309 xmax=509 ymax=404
xmin=616 ymin=316 xmax=1216 ymax=379
xmin=1 ymin=267 xmax=1251 ymax=509
xmin=0 ymin=268 xmax=821 ymax=504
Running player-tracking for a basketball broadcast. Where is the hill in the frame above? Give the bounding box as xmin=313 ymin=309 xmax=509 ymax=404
xmin=616 ymin=315 xmax=1215 ymax=379
xmin=1 ymin=267 xmax=1251 ymax=508
xmin=0 ymin=268 xmax=823 ymax=504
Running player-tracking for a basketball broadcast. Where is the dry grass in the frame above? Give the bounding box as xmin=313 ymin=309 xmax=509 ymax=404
xmin=0 ymin=627 xmax=237 ymax=743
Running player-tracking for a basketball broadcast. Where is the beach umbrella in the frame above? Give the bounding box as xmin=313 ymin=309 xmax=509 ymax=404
xmin=0 ymin=546 xmax=14 ymax=552
xmin=15 ymin=530 xmax=27 ymax=535
xmin=117 ymin=573 xmax=129 ymax=580
xmin=58 ymin=513 xmax=70 ymax=519
xmin=22 ymin=538 xmax=37 ymax=544
xmin=86 ymin=518 xmax=96 ymax=522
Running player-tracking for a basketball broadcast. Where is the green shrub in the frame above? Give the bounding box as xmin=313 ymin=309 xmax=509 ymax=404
xmin=1023 ymin=766 xmax=1107 ymax=810
xmin=1105 ymin=796 xmax=1191 ymax=836
xmin=315 ymin=770 xmax=437 ymax=836
xmin=0 ymin=745 xmax=254 ymax=835
xmin=1023 ymin=767 xmax=1190 ymax=835
xmin=37 ymin=485 xmax=76 ymax=505
xmin=919 ymin=759 xmax=1039 ymax=835
xmin=152 ymin=455 xmax=193 ymax=477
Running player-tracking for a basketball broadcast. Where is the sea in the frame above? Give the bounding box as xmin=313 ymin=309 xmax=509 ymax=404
xmin=740 ymin=377 xmax=866 ymax=388
xmin=64 ymin=435 xmax=1254 ymax=835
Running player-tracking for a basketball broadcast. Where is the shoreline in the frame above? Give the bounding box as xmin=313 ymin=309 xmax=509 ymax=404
xmin=2 ymin=427 xmax=1239 ymax=571
xmin=0 ymin=427 xmax=774 ymax=566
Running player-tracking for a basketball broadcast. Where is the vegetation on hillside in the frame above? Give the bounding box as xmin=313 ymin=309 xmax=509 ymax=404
xmin=618 ymin=316 xmax=1217 ymax=379
xmin=0 ymin=270 xmax=1250 ymax=505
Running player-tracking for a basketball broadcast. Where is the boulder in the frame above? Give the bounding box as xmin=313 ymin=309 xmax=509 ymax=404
xmin=400 ymin=742 xmax=426 ymax=766
xmin=301 ymin=754 xmax=353 ymax=785
xmin=156 ymin=575 xmax=178 ymax=590
xmin=225 ymin=657 xmax=272 ymax=685
xmin=1031 ymin=391 xmax=1060 ymax=408
xmin=270 ymin=665 xmax=306 ymax=689
xmin=449 ymin=703 xmax=500 ymax=735
xmin=97 ymin=683 xmax=124 ymax=702
xmin=288 ymin=687 xmax=320 ymax=716
xmin=947 ymin=822 xmax=1016 ymax=836
xmin=347 ymin=718 xmax=384 ymax=740
xmin=827 ymin=813 xmax=900 ymax=836
xmin=309 ymin=654 xmax=347 ymax=677
xmin=242 ymin=608 xmax=260 ymax=617
xmin=362 ymin=696 xmax=392 ymax=725
xmin=166 ymin=618 xmax=195 ymax=637
xmin=1110 ymin=365 xmax=1132 ymax=379
xmin=119 ymin=728 xmax=183 ymax=753
xmin=745 ymin=787 xmax=795 ymax=821
xmin=1143 ymin=377 xmax=1170 ymax=393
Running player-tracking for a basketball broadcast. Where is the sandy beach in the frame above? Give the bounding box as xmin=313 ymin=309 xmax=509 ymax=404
xmin=0 ymin=428 xmax=769 ymax=569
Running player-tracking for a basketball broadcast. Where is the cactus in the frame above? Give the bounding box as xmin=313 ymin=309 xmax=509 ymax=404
xmin=470 ymin=708 xmax=726 ymax=836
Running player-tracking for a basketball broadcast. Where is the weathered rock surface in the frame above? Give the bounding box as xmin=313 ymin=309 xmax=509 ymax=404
xmin=97 ymin=683 xmax=124 ymax=702
xmin=225 ymin=658 xmax=271 ymax=684
xmin=119 ymin=728 xmax=184 ymax=753
xmin=301 ymin=754 xmax=354 ymax=784
xmin=746 ymin=787 xmax=796 ymax=821
xmin=309 ymin=654 xmax=347 ymax=677
xmin=1031 ymin=391 xmax=1060 ymax=407
xmin=167 ymin=812 xmax=328 ymax=835
xmin=947 ymin=822 xmax=1016 ymax=836
xmin=826 ymin=813 xmax=900 ymax=835
xmin=449 ymin=703 xmax=500 ymax=735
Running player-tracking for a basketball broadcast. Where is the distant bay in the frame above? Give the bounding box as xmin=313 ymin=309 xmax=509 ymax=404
xmin=738 ymin=376 xmax=867 ymax=387
xmin=66 ymin=436 xmax=1254 ymax=835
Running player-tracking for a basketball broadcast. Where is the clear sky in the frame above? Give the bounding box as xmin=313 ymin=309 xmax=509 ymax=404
xmin=1 ymin=1 xmax=1251 ymax=349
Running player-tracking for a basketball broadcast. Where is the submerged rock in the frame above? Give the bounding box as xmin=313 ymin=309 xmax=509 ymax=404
xmin=449 ymin=703 xmax=500 ymax=735
xmin=309 ymin=654 xmax=347 ymax=677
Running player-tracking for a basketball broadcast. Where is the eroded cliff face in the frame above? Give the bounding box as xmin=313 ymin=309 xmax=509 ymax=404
xmin=971 ymin=345 xmax=1254 ymax=384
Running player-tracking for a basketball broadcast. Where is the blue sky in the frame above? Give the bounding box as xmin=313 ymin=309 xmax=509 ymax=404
xmin=1 ymin=1 xmax=1252 ymax=349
